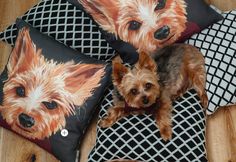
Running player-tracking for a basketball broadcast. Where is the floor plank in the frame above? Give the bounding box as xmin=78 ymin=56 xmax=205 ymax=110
xmin=0 ymin=129 xmax=58 ymax=162
xmin=208 ymin=0 xmax=236 ymax=11
xmin=206 ymin=105 xmax=236 ymax=162
xmin=0 ymin=0 xmax=40 ymax=31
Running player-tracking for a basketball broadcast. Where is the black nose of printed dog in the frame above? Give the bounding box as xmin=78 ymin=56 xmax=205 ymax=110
xmin=19 ymin=113 xmax=35 ymax=128
xmin=154 ymin=26 xmax=170 ymax=40
xmin=142 ymin=96 xmax=149 ymax=105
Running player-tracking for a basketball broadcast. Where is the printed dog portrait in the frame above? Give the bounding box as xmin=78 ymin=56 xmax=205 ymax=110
xmin=78 ymin=0 xmax=187 ymax=54
xmin=0 ymin=28 xmax=105 ymax=139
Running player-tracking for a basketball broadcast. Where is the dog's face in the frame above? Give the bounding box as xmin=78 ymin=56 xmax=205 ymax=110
xmin=79 ymin=0 xmax=187 ymax=53
xmin=112 ymin=52 xmax=160 ymax=108
xmin=0 ymin=28 xmax=105 ymax=139
xmin=117 ymin=0 xmax=187 ymax=53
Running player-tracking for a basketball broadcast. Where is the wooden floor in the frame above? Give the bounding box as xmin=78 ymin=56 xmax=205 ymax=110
xmin=0 ymin=0 xmax=236 ymax=162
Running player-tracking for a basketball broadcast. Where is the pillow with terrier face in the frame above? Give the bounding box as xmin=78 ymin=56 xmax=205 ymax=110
xmin=0 ymin=19 xmax=111 ymax=162
xmin=68 ymin=0 xmax=223 ymax=60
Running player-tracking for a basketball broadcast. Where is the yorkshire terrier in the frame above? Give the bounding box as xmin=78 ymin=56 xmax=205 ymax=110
xmin=0 ymin=28 xmax=105 ymax=139
xmin=79 ymin=0 xmax=187 ymax=54
xmin=99 ymin=44 xmax=208 ymax=141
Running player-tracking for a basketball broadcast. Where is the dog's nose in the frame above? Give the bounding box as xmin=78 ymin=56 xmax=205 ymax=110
xmin=18 ymin=113 xmax=35 ymax=128
xmin=142 ymin=96 xmax=149 ymax=105
xmin=154 ymin=25 xmax=170 ymax=40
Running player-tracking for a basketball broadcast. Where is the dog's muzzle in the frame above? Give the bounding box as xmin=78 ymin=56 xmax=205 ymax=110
xmin=18 ymin=113 xmax=35 ymax=128
xmin=142 ymin=96 xmax=149 ymax=105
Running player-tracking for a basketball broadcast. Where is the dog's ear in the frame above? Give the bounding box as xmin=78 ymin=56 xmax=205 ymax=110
xmin=64 ymin=64 xmax=105 ymax=106
xmin=137 ymin=52 xmax=157 ymax=72
xmin=112 ymin=60 xmax=128 ymax=85
xmin=7 ymin=27 xmax=40 ymax=75
xmin=78 ymin=0 xmax=119 ymax=34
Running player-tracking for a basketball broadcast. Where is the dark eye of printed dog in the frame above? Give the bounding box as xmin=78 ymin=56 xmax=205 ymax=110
xmin=128 ymin=21 xmax=141 ymax=30
xmin=155 ymin=0 xmax=166 ymax=10
xmin=145 ymin=82 xmax=152 ymax=90
xmin=130 ymin=88 xmax=139 ymax=95
xmin=42 ymin=101 xmax=58 ymax=110
xmin=16 ymin=86 xmax=26 ymax=97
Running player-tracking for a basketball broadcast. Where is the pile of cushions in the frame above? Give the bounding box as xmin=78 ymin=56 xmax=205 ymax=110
xmin=0 ymin=0 xmax=235 ymax=161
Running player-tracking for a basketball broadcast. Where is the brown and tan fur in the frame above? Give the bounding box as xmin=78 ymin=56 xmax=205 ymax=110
xmin=99 ymin=44 xmax=208 ymax=141
xmin=0 ymin=28 xmax=105 ymax=139
xmin=78 ymin=0 xmax=187 ymax=54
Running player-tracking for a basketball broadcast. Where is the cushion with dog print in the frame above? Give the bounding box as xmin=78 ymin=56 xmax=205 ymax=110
xmin=68 ymin=0 xmax=223 ymax=63
xmin=0 ymin=19 xmax=111 ymax=162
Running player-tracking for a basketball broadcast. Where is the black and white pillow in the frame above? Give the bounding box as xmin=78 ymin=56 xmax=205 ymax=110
xmin=88 ymin=86 xmax=207 ymax=162
xmin=185 ymin=10 xmax=236 ymax=114
xmin=0 ymin=0 xmax=115 ymax=61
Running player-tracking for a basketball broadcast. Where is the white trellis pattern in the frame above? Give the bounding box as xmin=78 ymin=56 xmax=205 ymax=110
xmin=185 ymin=10 xmax=236 ymax=114
xmin=0 ymin=0 xmax=115 ymax=61
xmin=88 ymin=86 xmax=207 ymax=161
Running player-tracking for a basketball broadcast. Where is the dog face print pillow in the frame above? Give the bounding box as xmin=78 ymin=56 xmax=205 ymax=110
xmin=0 ymin=27 xmax=105 ymax=139
xmin=0 ymin=19 xmax=111 ymax=162
xmin=78 ymin=0 xmax=187 ymax=54
xmin=68 ymin=0 xmax=223 ymax=63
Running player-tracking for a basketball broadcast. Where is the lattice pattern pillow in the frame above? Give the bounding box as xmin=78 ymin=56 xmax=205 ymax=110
xmin=185 ymin=10 xmax=236 ymax=114
xmin=88 ymin=86 xmax=207 ymax=161
xmin=0 ymin=0 xmax=115 ymax=61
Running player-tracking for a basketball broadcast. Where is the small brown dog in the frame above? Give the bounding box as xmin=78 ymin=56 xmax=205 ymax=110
xmin=99 ymin=44 xmax=208 ymax=141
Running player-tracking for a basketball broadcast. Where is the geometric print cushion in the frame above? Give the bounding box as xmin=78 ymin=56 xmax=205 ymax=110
xmin=88 ymin=86 xmax=207 ymax=161
xmin=185 ymin=10 xmax=236 ymax=115
xmin=0 ymin=0 xmax=115 ymax=61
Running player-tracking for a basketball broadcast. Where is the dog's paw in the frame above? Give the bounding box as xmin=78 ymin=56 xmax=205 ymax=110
xmin=200 ymin=92 xmax=208 ymax=109
xmin=160 ymin=126 xmax=172 ymax=141
xmin=99 ymin=117 xmax=115 ymax=128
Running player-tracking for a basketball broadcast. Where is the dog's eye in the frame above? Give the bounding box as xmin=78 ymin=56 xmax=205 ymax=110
xmin=16 ymin=86 xmax=25 ymax=97
xmin=42 ymin=101 xmax=58 ymax=110
xmin=145 ymin=83 xmax=152 ymax=90
xmin=128 ymin=21 xmax=141 ymax=30
xmin=130 ymin=88 xmax=138 ymax=95
xmin=155 ymin=0 xmax=166 ymax=10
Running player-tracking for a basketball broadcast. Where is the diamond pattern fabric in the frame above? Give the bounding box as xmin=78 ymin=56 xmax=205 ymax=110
xmin=88 ymin=86 xmax=207 ymax=162
xmin=0 ymin=0 xmax=115 ymax=61
xmin=186 ymin=10 xmax=236 ymax=114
